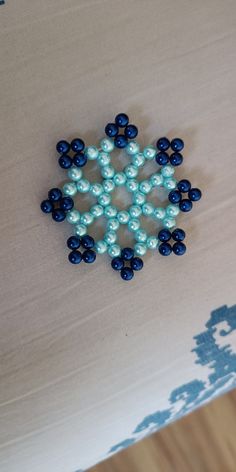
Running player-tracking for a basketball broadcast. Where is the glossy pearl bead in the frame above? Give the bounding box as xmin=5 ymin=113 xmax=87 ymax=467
xmin=60 ymin=197 xmax=74 ymax=211
xmin=40 ymin=200 xmax=53 ymax=213
xmin=124 ymin=124 xmax=138 ymax=139
xmin=63 ymin=182 xmax=77 ymax=196
xmin=90 ymin=183 xmax=103 ymax=197
xmin=126 ymin=179 xmax=139 ymax=193
xmin=114 ymin=135 xmax=128 ymax=148
xmin=98 ymin=152 xmax=110 ymax=167
xmin=81 ymin=234 xmax=95 ymax=249
xmin=156 ymin=137 xmax=170 ymax=151
xmin=156 ymin=151 xmax=169 ymax=166
xmin=139 ymin=180 xmax=152 ymax=194
xmin=83 ymin=249 xmax=96 ymax=263
xmin=48 ymin=188 xmax=62 ymax=202
xmin=173 ymin=241 xmax=186 ymax=255
xmin=133 ymin=191 xmax=146 ymax=206
xmin=98 ymin=193 xmax=111 ymax=207
xmin=100 ymin=138 xmax=114 ymax=153
xmin=126 ymin=141 xmax=140 ymax=156
xmin=158 ymin=229 xmax=172 ymax=242
xmin=95 ymin=240 xmax=108 ymax=254
xmin=67 ymin=167 xmax=83 ymax=181
xmin=90 ymin=204 xmax=104 ymax=218
xmin=71 ymin=138 xmax=85 ymax=153
xmin=85 ymin=146 xmax=99 ymax=160
xmin=132 ymin=153 xmax=145 ymax=168
xmin=101 ymin=165 xmax=115 ymax=179
xmin=128 ymin=218 xmax=140 ymax=232
xmin=177 ymin=179 xmax=191 ymax=193
xmin=111 ymin=257 xmax=124 ymax=271
xmin=168 ymin=190 xmax=182 ymax=204
xmin=172 ymin=228 xmax=186 ymax=242
xmin=113 ymin=172 xmax=126 ymax=186
xmin=142 ymin=202 xmax=154 ymax=216
xmin=161 ymin=165 xmax=175 ymax=178
xmin=120 ymin=267 xmax=134 ymax=281
xmin=58 ymin=155 xmax=73 ymax=169
xmin=77 ymin=179 xmax=90 ymax=193
xmin=166 ymin=204 xmax=180 ymax=217
xmin=67 ymin=236 xmax=80 ymax=250
xmin=188 ymin=188 xmax=202 ymax=201
xmin=125 ymin=165 xmax=138 ymax=179
xmin=66 ymin=209 xmax=80 ymax=224
xmin=130 ymin=257 xmax=143 ymax=270
xmin=73 ymin=152 xmax=87 ymax=167
xmin=105 ymin=123 xmax=119 ymax=138
xmin=179 ymin=199 xmax=193 ymax=212
xmin=108 ymin=244 xmax=121 ymax=258
xmin=103 ymin=179 xmax=115 ymax=193
xmin=135 ymin=229 xmax=147 ymax=243
xmin=117 ymin=210 xmax=130 ymax=224
xmin=115 ymin=113 xmax=129 ymax=127
xmin=150 ymin=173 xmax=163 ymax=187
xmin=153 ymin=207 xmax=165 ymax=220
xmin=104 ymin=205 xmax=117 ymax=218
xmin=56 ymin=140 xmax=70 ymax=154
xmin=163 ymin=178 xmax=177 ymax=190
xmin=68 ymin=250 xmax=82 ymax=264
xmin=143 ymin=146 xmax=156 ymax=160
xmin=163 ymin=217 xmax=176 ymax=229
xmin=104 ymin=230 xmax=117 ymax=245
xmin=146 ymin=236 xmax=158 ymax=250
xmin=170 ymin=152 xmax=183 ymax=166
xmin=52 ymin=209 xmax=66 ymax=222
xmin=121 ymin=247 xmax=134 ymax=260
xmin=74 ymin=224 xmax=87 ymax=236
xmin=106 ymin=218 xmax=120 ymax=231
xmin=129 ymin=205 xmax=142 ymax=218
xmin=134 ymin=243 xmax=147 ymax=256
xmin=159 ymin=242 xmax=172 ymax=256
xmin=80 ymin=212 xmax=94 ymax=225
xmin=171 ymin=138 xmax=184 ymax=152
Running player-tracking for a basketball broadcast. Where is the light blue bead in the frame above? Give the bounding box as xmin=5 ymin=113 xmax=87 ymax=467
xmin=166 ymin=204 xmax=180 ymax=217
xmin=77 ymin=179 xmax=90 ymax=193
xmin=132 ymin=153 xmax=145 ymax=168
xmin=90 ymin=204 xmax=104 ymax=218
xmin=150 ymin=173 xmax=163 ymax=187
xmin=103 ymin=179 xmax=115 ymax=193
xmin=80 ymin=212 xmax=94 ymax=225
xmin=135 ymin=229 xmax=147 ymax=242
xmin=125 ymin=165 xmax=138 ymax=179
xmin=126 ymin=179 xmax=139 ymax=193
xmin=126 ymin=141 xmax=140 ymax=156
xmin=90 ymin=183 xmax=103 ymax=197
xmin=161 ymin=165 xmax=175 ymax=178
xmin=98 ymin=151 xmax=111 ymax=167
xmin=134 ymin=243 xmax=147 ymax=256
xmin=104 ymin=230 xmax=117 ymax=245
xmin=153 ymin=207 xmax=166 ymax=220
xmin=163 ymin=217 xmax=176 ymax=229
xmin=163 ymin=177 xmax=177 ymax=190
xmin=85 ymin=146 xmax=99 ymax=160
xmin=104 ymin=205 xmax=117 ymax=218
xmin=128 ymin=218 xmax=140 ymax=232
xmin=139 ymin=180 xmax=152 ymax=194
xmin=133 ymin=191 xmax=146 ymax=206
xmin=143 ymin=145 xmax=156 ymax=160
xmin=108 ymin=244 xmax=121 ymax=258
xmin=146 ymin=236 xmax=158 ymax=250
xmin=67 ymin=167 xmax=83 ymax=181
xmin=117 ymin=210 xmax=130 ymax=224
xmin=74 ymin=224 xmax=87 ymax=237
xmin=113 ymin=172 xmax=127 ymax=186
xmin=63 ymin=182 xmax=77 ymax=196
xmin=101 ymin=165 xmax=115 ymax=179
xmin=142 ymin=202 xmax=154 ymax=216
xmin=95 ymin=240 xmax=108 ymax=254
xmin=98 ymin=193 xmax=111 ymax=207
xmin=66 ymin=209 xmax=80 ymax=224
xmin=106 ymin=218 xmax=120 ymax=231
xmin=129 ymin=205 xmax=142 ymax=218
xmin=100 ymin=138 xmax=114 ymax=153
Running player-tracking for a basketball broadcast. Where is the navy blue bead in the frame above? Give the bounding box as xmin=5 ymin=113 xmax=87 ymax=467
xmin=58 ymin=155 xmax=73 ymax=169
xmin=121 ymin=247 xmax=134 ymax=261
xmin=115 ymin=113 xmax=129 ymax=127
xmin=177 ymin=179 xmax=191 ymax=193
xmin=56 ymin=140 xmax=70 ymax=154
xmin=111 ymin=257 xmax=124 ymax=271
xmin=73 ymin=152 xmax=87 ymax=167
xmin=81 ymin=235 xmax=95 ymax=249
xmin=105 ymin=123 xmax=119 ymax=138
xmin=124 ymin=124 xmax=138 ymax=139
xmin=168 ymin=190 xmax=182 ymax=204
xmin=83 ymin=249 xmax=96 ymax=263
xmin=68 ymin=250 xmax=82 ymax=264
xmin=158 ymin=229 xmax=172 ymax=242
xmin=170 ymin=152 xmax=183 ymax=166
xmin=48 ymin=188 xmax=62 ymax=202
xmin=158 ymin=243 xmax=172 ymax=256
xmin=114 ymin=134 xmax=128 ymax=148
xmin=173 ymin=242 xmax=186 ymax=256
xmin=60 ymin=197 xmax=74 ymax=211
xmin=120 ymin=267 xmax=134 ymax=281
xmin=52 ymin=209 xmax=66 ymax=222
xmin=188 ymin=188 xmax=202 ymax=202
xmin=130 ymin=257 xmax=143 ymax=271
xmin=155 ymin=151 xmax=169 ymax=166
xmin=71 ymin=138 xmax=85 ymax=153
xmin=40 ymin=199 xmax=54 ymax=213
xmin=156 ymin=137 xmax=170 ymax=151
xmin=172 ymin=228 xmax=186 ymax=242
xmin=171 ymin=138 xmax=184 ymax=152
xmin=67 ymin=236 xmax=81 ymax=250
xmin=179 ymin=199 xmax=193 ymax=212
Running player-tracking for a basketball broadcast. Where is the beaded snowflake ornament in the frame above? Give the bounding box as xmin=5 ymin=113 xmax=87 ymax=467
xmin=40 ymin=113 xmax=202 ymax=281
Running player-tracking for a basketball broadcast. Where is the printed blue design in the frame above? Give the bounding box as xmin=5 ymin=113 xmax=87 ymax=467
xmin=108 ymin=304 xmax=236 ymax=454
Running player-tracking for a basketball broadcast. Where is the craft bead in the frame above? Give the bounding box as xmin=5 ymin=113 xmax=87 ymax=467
xmin=74 ymin=224 xmax=87 ymax=236
xmin=150 ymin=173 xmax=163 ymax=187
xmin=90 ymin=183 xmax=103 ymax=197
xmin=73 ymin=152 xmax=87 ymax=167
xmin=108 ymin=244 xmax=121 ymax=258
xmin=139 ymin=180 xmax=152 ymax=195
xmin=153 ymin=207 xmax=165 ymax=220
xmin=48 ymin=188 xmax=62 ymax=202
xmin=114 ymin=135 xmax=128 ymax=148
xmin=101 ymin=165 xmax=115 ymax=179
xmin=166 ymin=204 xmax=180 ymax=217
xmin=103 ymin=179 xmax=115 ymax=193
xmin=52 ymin=209 xmax=66 ymax=222
xmin=83 ymin=249 xmax=96 ymax=263
xmin=120 ymin=267 xmax=134 ymax=281
xmin=177 ymin=179 xmax=191 ymax=193
xmin=159 ymin=242 xmax=172 ymax=256
xmin=142 ymin=202 xmax=154 ymax=216
xmin=113 ymin=172 xmax=126 ymax=186
xmin=56 ymin=140 xmax=70 ymax=154
xmin=111 ymin=257 xmax=124 ymax=271
xmin=143 ymin=146 xmax=156 ymax=160
xmin=68 ymin=250 xmax=82 ymax=264
xmin=59 ymin=155 xmax=73 ymax=169
xmin=41 ymin=200 xmax=53 ymax=213
xmin=104 ymin=205 xmax=117 ymax=218
xmin=85 ymin=146 xmax=99 ymax=160
xmin=81 ymin=235 xmax=95 ymax=249
xmin=104 ymin=230 xmax=117 ymax=245
xmin=170 ymin=152 xmax=183 ymax=166
xmin=132 ymin=153 xmax=145 ymax=168
xmin=168 ymin=190 xmax=182 ymax=203
xmin=161 ymin=165 xmax=175 ymax=178
xmin=133 ymin=191 xmax=146 ymax=205
xmin=77 ymin=179 xmax=90 ymax=193
xmin=179 ymin=199 xmax=193 ymax=212
xmin=124 ymin=124 xmax=138 ymax=139
xmin=117 ymin=210 xmax=130 ymax=224
xmin=100 ymin=138 xmax=114 ymax=153
xmin=173 ymin=241 xmax=186 ymax=255
xmin=66 ymin=209 xmax=80 ymax=224
xmin=188 ymin=188 xmax=202 ymax=201
xmin=156 ymin=137 xmax=170 ymax=151
xmin=130 ymin=257 xmax=143 ymax=270
xmin=172 ymin=228 xmax=186 ymax=242
xmin=158 ymin=229 xmax=171 ymax=242
xmin=98 ymin=193 xmax=111 ymax=207
xmin=80 ymin=212 xmax=94 ymax=225
xmin=67 ymin=236 xmax=80 ymax=250
xmin=60 ymin=197 xmax=74 ymax=211
xmin=95 ymin=240 xmax=108 ymax=254
xmin=106 ymin=218 xmax=120 ymax=231
xmin=163 ymin=178 xmax=177 ymax=190
xmin=105 ymin=123 xmax=119 ymax=138
xmin=146 ymin=236 xmax=158 ymax=250
xmin=135 ymin=229 xmax=147 ymax=243
xmin=115 ymin=113 xmax=129 ymax=127
xmin=121 ymin=247 xmax=134 ymax=260
xmin=68 ymin=167 xmax=83 ymax=181
xmin=134 ymin=243 xmax=147 ymax=256
xmin=126 ymin=141 xmax=140 ymax=156
xmin=98 ymin=152 xmax=111 ymax=167
xmin=63 ymin=182 xmax=77 ymax=196
xmin=171 ymin=138 xmax=184 ymax=152
xmin=71 ymin=138 xmax=85 ymax=153
xmin=156 ymin=152 xmax=169 ymax=166
xmin=90 ymin=204 xmax=104 ymax=218
xmin=126 ymin=179 xmax=139 ymax=193
xmin=163 ymin=217 xmax=176 ymax=229
xmin=125 ymin=165 xmax=138 ymax=179
xmin=128 ymin=218 xmax=140 ymax=232
xmin=129 ymin=205 xmax=142 ymax=218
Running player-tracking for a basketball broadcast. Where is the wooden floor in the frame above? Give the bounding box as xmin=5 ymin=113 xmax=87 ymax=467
xmin=89 ymin=390 xmax=236 ymax=472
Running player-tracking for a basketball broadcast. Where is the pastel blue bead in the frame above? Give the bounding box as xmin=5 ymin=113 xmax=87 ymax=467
xmin=163 ymin=217 xmax=176 ymax=229
xmin=128 ymin=218 xmax=140 ymax=232
xmin=126 ymin=179 xmax=139 ymax=193
xmin=104 ymin=205 xmax=117 ymax=218
xmin=150 ymin=173 xmax=163 ymax=187
xmin=108 ymin=244 xmax=121 ymax=257
xmin=90 ymin=183 xmax=103 ymax=197
xmin=163 ymin=178 xmax=177 ymax=190
xmin=133 ymin=191 xmax=146 ymax=205
xmin=142 ymin=202 xmax=154 ymax=216
xmin=132 ymin=153 xmax=145 ymax=168
xmin=98 ymin=193 xmax=111 ymax=207
xmin=103 ymin=179 xmax=115 ymax=193
xmin=106 ymin=218 xmax=120 ymax=231
xmin=143 ymin=145 xmax=156 ymax=160
xmin=129 ymin=205 xmax=142 ymax=218
xmin=63 ymin=182 xmax=77 ymax=196
xmin=90 ymin=204 xmax=104 ymax=218
xmin=85 ymin=146 xmax=99 ymax=160
xmin=74 ymin=224 xmax=87 ymax=236
xmin=100 ymin=138 xmax=114 ymax=153
xmin=117 ymin=210 xmax=130 ymax=224
xmin=125 ymin=165 xmax=138 ymax=179
xmin=101 ymin=165 xmax=115 ymax=179
xmin=77 ymin=179 xmax=90 ymax=193
xmin=98 ymin=152 xmax=111 ymax=167
xmin=104 ymin=230 xmax=117 ymax=245
xmin=153 ymin=207 xmax=166 ymax=220
xmin=66 ymin=209 xmax=80 ymax=224
xmin=139 ymin=180 xmax=152 ymax=194
xmin=126 ymin=141 xmax=140 ymax=156
xmin=146 ymin=236 xmax=158 ymax=249
xmin=67 ymin=167 xmax=83 ymax=181
xmin=113 ymin=172 xmax=126 ymax=186
xmin=161 ymin=165 xmax=175 ymax=178
xmin=166 ymin=204 xmax=180 ymax=217
xmin=80 ymin=212 xmax=94 ymax=225
xmin=134 ymin=243 xmax=147 ymax=256
xmin=56 ymin=140 xmax=70 ymax=154
xmin=135 ymin=229 xmax=147 ymax=242
xmin=95 ymin=240 xmax=108 ymax=254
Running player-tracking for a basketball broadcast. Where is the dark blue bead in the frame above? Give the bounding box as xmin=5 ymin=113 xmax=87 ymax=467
xmin=156 ymin=137 xmax=170 ymax=151
xmin=171 ymin=138 xmax=184 ymax=152
xmin=52 ymin=209 xmax=66 ymax=222
xmin=121 ymin=247 xmax=134 ymax=261
xmin=170 ymin=152 xmax=183 ymax=166
xmin=188 ymin=188 xmax=202 ymax=202
xmin=172 ymin=228 xmax=186 ymax=242
xmin=73 ymin=152 xmax=87 ymax=167
xmin=81 ymin=235 xmax=95 ymax=249
xmin=67 ymin=236 xmax=81 ymax=250
xmin=40 ymin=199 xmax=54 ymax=213
xmin=124 ymin=124 xmax=138 ymax=139
xmin=68 ymin=250 xmax=82 ymax=264
xmin=56 ymin=140 xmax=70 ymax=154
xmin=115 ymin=113 xmax=129 ymax=127
xmin=71 ymin=138 xmax=85 ymax=153
xmin=114 ymin=134 xmax=128 ymax=148
xmin=83 ymin=249 xmax=96 ymax=263
xmin=120 ymin=267 xmax=134 ymax=281
xmin=173 ymin=242 xmax=186 ymax=256
xmin=155 ymin=151 xmax=169 ymax=166
xmin=179 ymin=199 xmax=193 ymax=212
xmin=105 ymin=123 xmax=119 ymax=138
xmin=158 ymin=242 xmax=172 ymax=256
xmin=177 ymin=179 xmax=191 ymax=193
xmin=158 ymin=229 xmax=172 ymax=242
xmin=168 ymin=190 xmax=182 ymax=204
xmin=48 ymin=187 xmax=62 ymax=202
xmin=130 ymin=257 xmax=143 ymax=271
xmin=60 ymin=197 xmax=74 ymax=211
xmin=58 ymin=155 xmax=73 ymax=169
xmin=111 ymin=257 xmax=124 ymax=271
